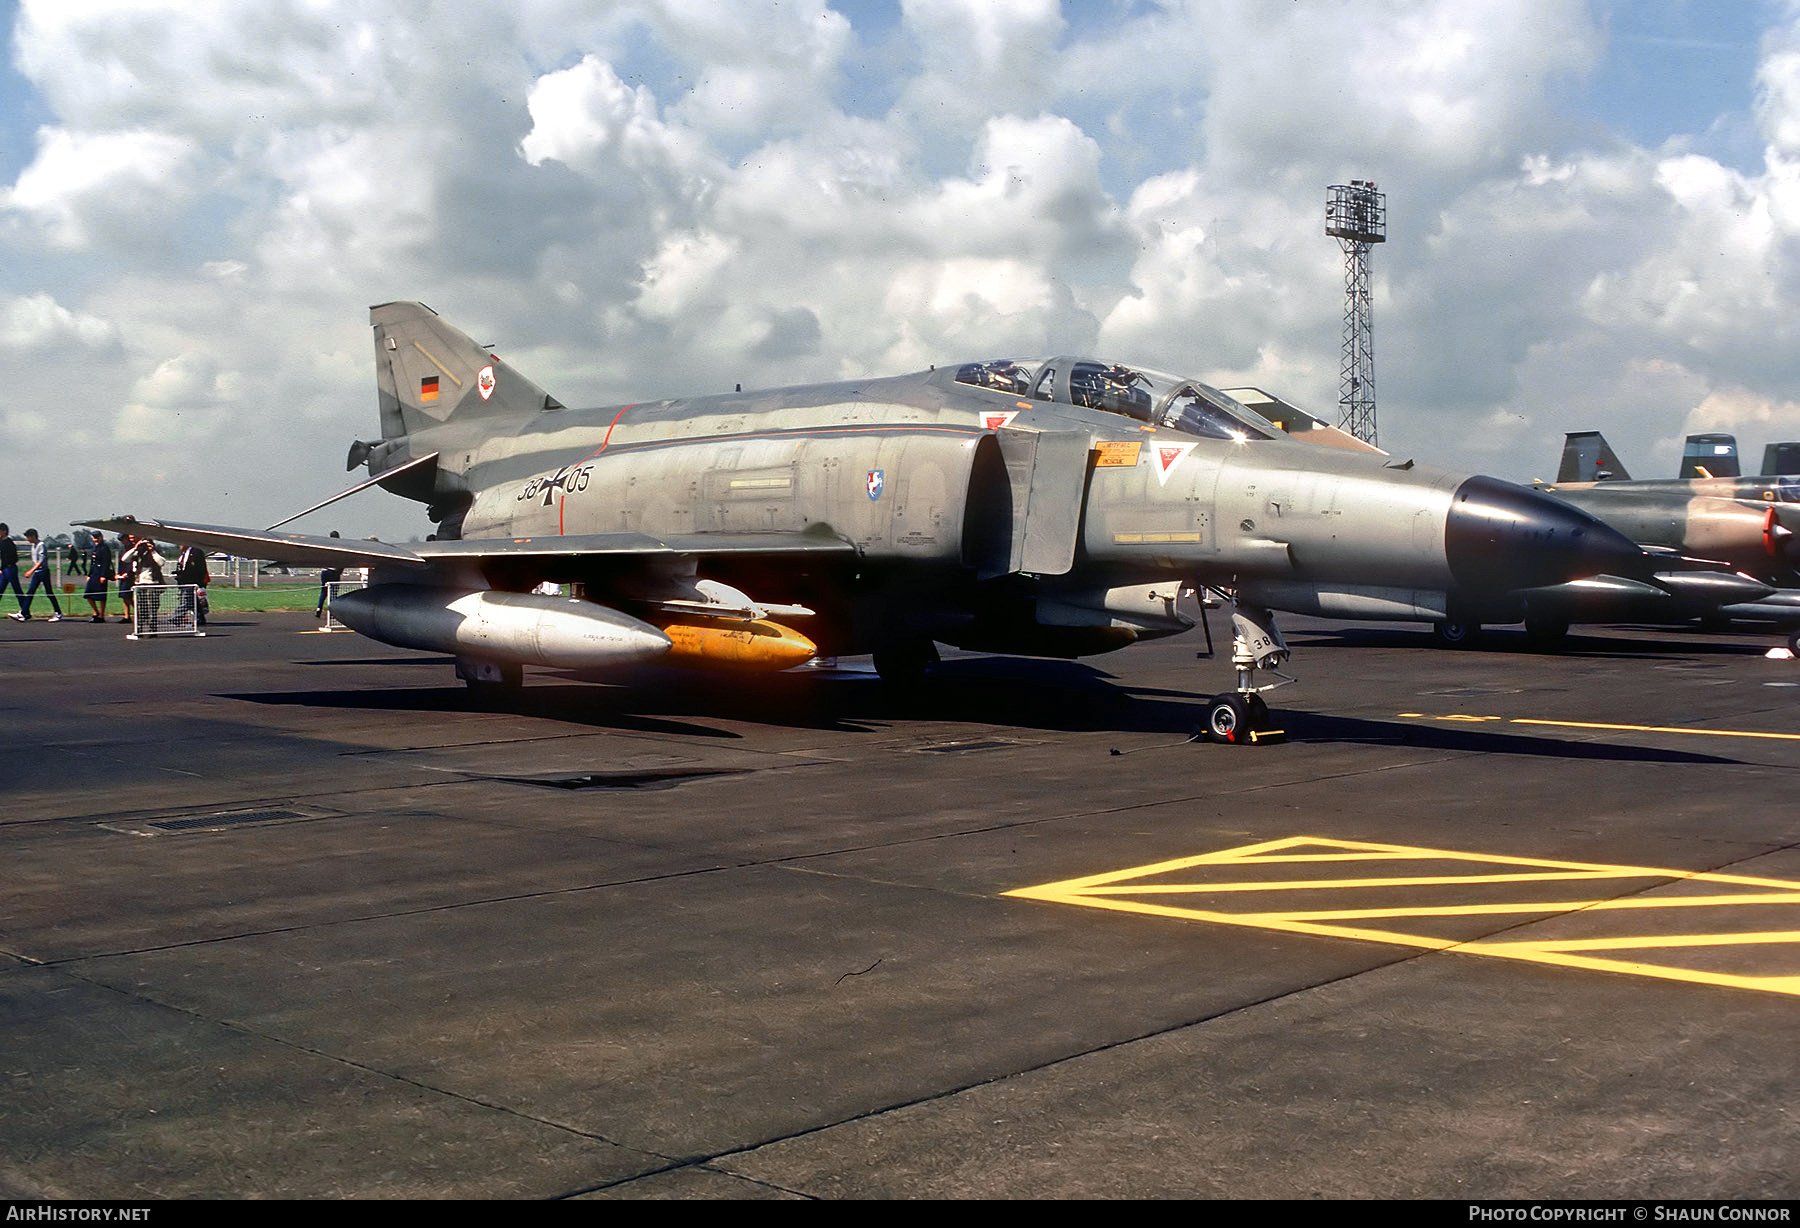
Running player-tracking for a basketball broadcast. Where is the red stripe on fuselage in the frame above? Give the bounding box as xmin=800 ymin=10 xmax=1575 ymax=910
xmin=598 ymin=405 xmax=633 ymax=455
xmin=588 ymin=421 xmax=982 ymax=460
xmin=556 ymin=405 xmax=636 ymax=536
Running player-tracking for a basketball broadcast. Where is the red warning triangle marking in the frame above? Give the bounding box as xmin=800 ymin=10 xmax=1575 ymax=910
xmin=1153 ymin=441 xmax=1195 ymax=485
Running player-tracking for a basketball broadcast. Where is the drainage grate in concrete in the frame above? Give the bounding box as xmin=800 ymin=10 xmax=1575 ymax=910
xmin=99 ymin=807 xmax=331 ymax=837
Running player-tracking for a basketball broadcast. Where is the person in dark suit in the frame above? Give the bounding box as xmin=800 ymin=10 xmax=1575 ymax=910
xmin=0 ymin=525 xmax=24 ymax=616
xmin=174 ymin=543 xmax=210 ymax=627
xmin=83 ymin=531 xmax=112 ymax=622
xmin=316 ymin=531 xmax=343 ymax=618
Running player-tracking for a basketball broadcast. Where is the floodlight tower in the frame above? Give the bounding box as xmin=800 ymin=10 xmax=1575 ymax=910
xmin=1325 ymin=180 xmax=1386 ymax=445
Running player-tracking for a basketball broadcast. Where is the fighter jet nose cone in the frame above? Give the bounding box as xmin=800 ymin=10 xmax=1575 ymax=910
xmin=1445 ymin=475 xmax=1640 ymax=592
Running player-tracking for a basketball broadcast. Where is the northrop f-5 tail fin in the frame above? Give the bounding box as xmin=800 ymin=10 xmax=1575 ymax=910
xmin=371 ymin=300 xmax=564 ymax=440
xmin=1557 ymin=430 xmax=1631 ymax=483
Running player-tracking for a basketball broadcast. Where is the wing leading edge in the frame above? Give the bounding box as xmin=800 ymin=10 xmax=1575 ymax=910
xmin=74 ymin=517 xmax=858 ymax=571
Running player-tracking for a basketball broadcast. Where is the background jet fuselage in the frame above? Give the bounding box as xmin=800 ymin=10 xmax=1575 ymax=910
xmin=1545 ymin=429 xmax=1800 ymax=593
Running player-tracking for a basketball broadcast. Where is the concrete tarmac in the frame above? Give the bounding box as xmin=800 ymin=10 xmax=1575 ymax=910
xmin=3 ymin=611 xmax=1798 ymax=1199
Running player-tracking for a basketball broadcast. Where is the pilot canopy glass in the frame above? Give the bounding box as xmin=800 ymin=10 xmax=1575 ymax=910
xmin=954 ymin=358 xmax=1281 ymax=442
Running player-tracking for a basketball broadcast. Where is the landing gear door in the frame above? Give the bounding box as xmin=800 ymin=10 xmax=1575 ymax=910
xmin=997 ymin=427 xmax=1092 ymax=576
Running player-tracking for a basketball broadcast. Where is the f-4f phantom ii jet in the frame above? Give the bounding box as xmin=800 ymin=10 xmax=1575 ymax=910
xmin=82 ymin=302 xmax=1638 ymax=743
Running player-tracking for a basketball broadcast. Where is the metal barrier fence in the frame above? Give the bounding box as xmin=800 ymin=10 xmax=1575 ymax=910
xmin=46 ymin=549 xmax=349 ymax=594
xmin=322 ymin=578 xmax=367 ymax=630
xmin=128 ymin=585 xmax=205 ymax=640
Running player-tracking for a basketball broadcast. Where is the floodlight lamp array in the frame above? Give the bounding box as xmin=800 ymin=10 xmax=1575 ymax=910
xmin=1325 ymin=181 xmax=1386 ymax=245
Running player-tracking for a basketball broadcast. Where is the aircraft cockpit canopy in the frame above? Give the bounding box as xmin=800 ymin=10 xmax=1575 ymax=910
xmin=1155 ymin=383 xmax=1280 ymax=442
xmin=1067 ymin=362 xmax=1155 ymax=420
xmin=953 ymin=357 xmax=1283 ymax=442
xmin=953 ymin=360 xmax=1035 ymax=397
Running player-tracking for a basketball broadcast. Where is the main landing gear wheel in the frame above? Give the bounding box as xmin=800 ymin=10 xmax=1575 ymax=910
xmin=1523 ymin=613 xmax=1569 ymax=652
xmin=1431 ymin=619 xmax=1480 ymax=648
xmin=872 ymin=640 xmax=940 ymax=688
xmin=457 ymin=658 xmax=522 ymax=706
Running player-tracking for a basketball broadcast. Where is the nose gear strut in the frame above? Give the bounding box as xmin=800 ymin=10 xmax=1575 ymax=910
xmin=1203 ymin=599 xmax=1291 ymax=745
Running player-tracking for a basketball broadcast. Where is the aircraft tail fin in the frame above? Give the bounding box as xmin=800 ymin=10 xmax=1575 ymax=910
xmin=1679 ymin=433 xmax=1739 ymax=479
xmin=1557 ymin=431 xmax=1631 ymax=482
xmin=370 ymin=301 xmax=565 ymax=441
xmin=1761 ymin=443 xmax=1800 ymax=476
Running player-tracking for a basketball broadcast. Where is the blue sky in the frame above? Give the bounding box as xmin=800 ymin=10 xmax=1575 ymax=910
xmin=0 ymin=2 xmax=44 ymax=180
xmin=1582 ymin=0 xmax=1769 ymax=159
xmin=5 ymin=0 xmax=1800 ymax=542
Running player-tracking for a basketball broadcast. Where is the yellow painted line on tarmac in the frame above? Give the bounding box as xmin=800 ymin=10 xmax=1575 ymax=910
xmin=1397 ymin=713 xmax=1800 ymax=741
xmin=1005 ymin=836 xmax=1800 ymax=997
xmin=1081 ymin=870 xmax=1639 ymax=894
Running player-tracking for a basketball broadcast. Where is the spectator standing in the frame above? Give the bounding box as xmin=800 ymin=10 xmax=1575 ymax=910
xmin=12 ymin=529 xmax=64 ymax=622
xmin=0 ymin=525 xmax=25 ymax=616
xmin=83 ymin=531 xmax=112 ymax=622
xmin=316 ymin=531 xmax=343 ymax=618
xmin=115 ymin=533 xmax=139 ymax=624
xmin=119 ymin=535 xmax=164 ymax=630
xmin=174 ymin=543 xmax=210 ymax=628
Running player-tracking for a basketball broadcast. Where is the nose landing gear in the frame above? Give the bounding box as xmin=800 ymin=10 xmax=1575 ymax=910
xmin=1205 ymin=602 xmax=1290 ymax=745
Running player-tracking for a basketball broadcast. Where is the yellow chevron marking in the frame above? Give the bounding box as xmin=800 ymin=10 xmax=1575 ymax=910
xmin=1004 ymin=837 xmax=1800 ymax=997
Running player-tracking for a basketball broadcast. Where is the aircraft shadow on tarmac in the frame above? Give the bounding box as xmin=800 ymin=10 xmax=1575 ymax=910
xmin=228 ymin=655 xmax=1742 ymax=765
xmin=1291 ymin=625 xmax=1778 ymax=660
xmin=1272 ymin=711 xmax=1740 ymax=765
xmin=295 ymin=656 xmax=468 ymax=666
xmin=227 ymin=656 xmax=1188 ymax=738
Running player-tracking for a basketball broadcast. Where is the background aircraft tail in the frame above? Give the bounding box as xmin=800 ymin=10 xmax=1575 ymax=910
xmin=371 ymin=301 xmax=564 ymax=441
xmin=1679 ymin=433 xmax=1739 ymax=479
xmin=1557 ymin=431 xmax=1631 ymax=482
xmin=1761 ymin=443 xmax=1800 ymax=475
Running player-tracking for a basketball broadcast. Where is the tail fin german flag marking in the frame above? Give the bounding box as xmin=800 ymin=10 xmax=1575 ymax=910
xmin=1004 ymin=837 xmax=1800 ymax=997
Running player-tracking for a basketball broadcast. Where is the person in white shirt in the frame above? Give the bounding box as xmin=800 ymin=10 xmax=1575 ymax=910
xmin=10 ymin=529 xmax=63 ymax=623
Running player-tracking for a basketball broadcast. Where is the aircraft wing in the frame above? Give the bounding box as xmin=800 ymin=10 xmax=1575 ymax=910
xmin=76 ymin=518 xmax=429 ymax=570
xmin=76 ymin=517 xmax=859 ymax=570
xmin=410 ymin=530 xmax=857 ymax=561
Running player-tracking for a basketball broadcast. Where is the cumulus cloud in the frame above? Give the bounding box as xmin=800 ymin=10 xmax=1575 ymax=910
xmin=520 ymin=56 xmax=696 ymax=175
xmin=889 ymin=0 xmax=1064 ymax=138
xmin=115 ymin=352 xmax=240 ymax=444
xmin=650 ymin=0 xmax=853 ymax=136
xmin=2 ymin=127 xmax=200 ymax=249
xmin=12 ymin=1 xmax=398 ymax=135
xmin=1685 ymin=385 xmax=1800 ymax=438
xmin=1101 ymin=169 xmax=1337 ymax=383
xmin=1 ymin=293 xmax=117 ymax=348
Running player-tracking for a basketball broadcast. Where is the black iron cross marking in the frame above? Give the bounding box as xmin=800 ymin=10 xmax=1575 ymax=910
xmin=540 ymin=465 xmax=574 ymax=507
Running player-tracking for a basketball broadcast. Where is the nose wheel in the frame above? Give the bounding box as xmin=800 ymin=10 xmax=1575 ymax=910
xmin=1205 ymin=692 xmax=1273 ymax=744
xmin=1204 ymin=601 xmax=1290 ymax=745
